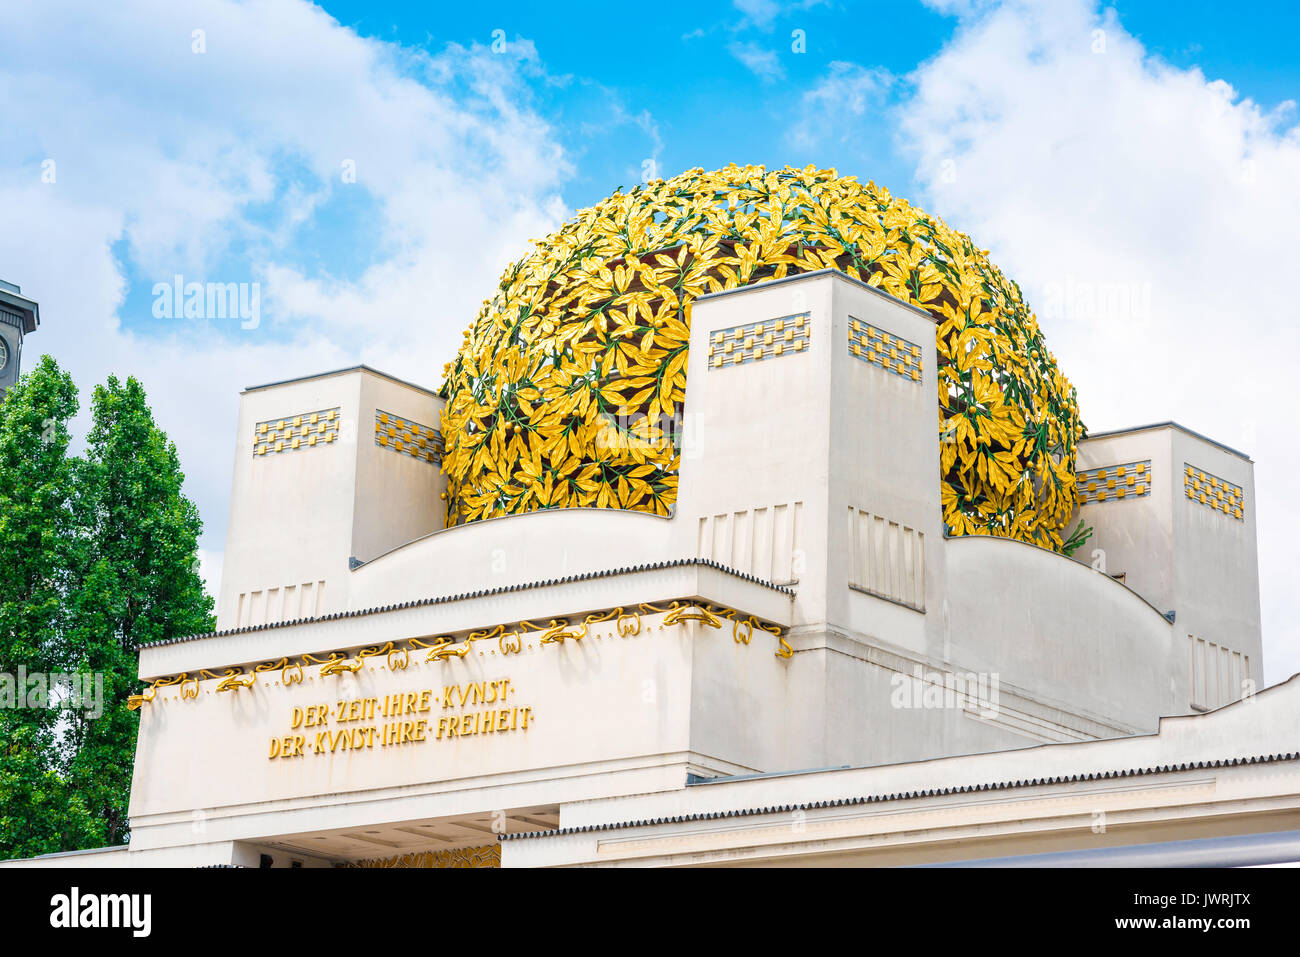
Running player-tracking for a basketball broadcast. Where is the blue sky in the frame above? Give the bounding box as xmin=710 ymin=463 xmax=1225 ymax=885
xmin=315 ymin=0 xmax=1300 ymax=204
xmin=104 ymin=0 xmax=1300 ymax=342
xmin=1 ymin=0 xmax=1298 ymax=680
xmin=318 ymin=0 xmax=950 ymax=200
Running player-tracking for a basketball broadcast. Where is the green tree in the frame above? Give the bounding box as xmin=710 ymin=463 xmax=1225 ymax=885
xmin=64 ymin=375 xmax=215 ymax=846
xmin=0 ymin=356 xmax=97 ymax=856
xmin=0 ymin=726 xmax=101 ymax=857
xmin=0 ymin=362 xmax=213 ymax=857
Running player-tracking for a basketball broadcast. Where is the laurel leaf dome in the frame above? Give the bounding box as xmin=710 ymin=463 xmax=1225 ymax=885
xmin=440 ymin=164 xmax=1083 ymax=550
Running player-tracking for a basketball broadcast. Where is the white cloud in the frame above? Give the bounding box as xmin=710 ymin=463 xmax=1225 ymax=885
xmin=733 ymin=0 xmax=783 ymax=30
xmin=568 ymin=82 xmax=665 ymax=184
xmin=789 ymin=62 xmax=894 ymax=149
xmin=729 ymin=41 xmax=786 ymax=82
xmin=732 ymin=0 xmax=828 ymax=31
xmin=0 ymin=1 xmax=571 ymax=597
xmin=898 ymin=0 xmax=1300 ymax=683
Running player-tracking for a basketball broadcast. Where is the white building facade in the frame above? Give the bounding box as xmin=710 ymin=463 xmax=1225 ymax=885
xmin=10 ymin=269 xmax=1295 ymax=868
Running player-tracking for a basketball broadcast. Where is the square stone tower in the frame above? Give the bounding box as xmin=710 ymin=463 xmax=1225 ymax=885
xmin=1074 ymin=423 xmax=1262 ymax=709
xmin=674 ymin=268 xmax=943 ymax=645
xmin=216 ymin=365 xmax=446 ymax=630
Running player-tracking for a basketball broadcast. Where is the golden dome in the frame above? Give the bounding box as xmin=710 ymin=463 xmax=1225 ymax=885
xmin=440 ymin=164 xmax=1084 ymax=550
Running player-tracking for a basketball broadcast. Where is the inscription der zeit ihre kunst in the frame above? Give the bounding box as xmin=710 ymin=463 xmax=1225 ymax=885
xmin=268 ymin=678 xmax=534 ymax=760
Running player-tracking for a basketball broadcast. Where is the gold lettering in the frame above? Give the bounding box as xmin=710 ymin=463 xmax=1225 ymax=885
xmin=459 ymin=681 xmax=486 ymax=707
xmin=269 ymin=677 xmax=527 ymax=757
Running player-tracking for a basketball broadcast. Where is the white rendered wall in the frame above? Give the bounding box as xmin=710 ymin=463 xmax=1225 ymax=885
xmin=504 ymin=674 xmax=1300 ymax=868
xmin=348 ymin=508 xmax=675 ymax=610
xmin=127 ymin=596 xmax=792 ymax=856
xmin=351 ymin=370 xmax=447 ymax=564
xmin=1075 ymin=423 xmax=1263 ymax=709
xmin=123 ymin=272 xmax=1272 ymax=868
xmin=1169 ymin=427 xmax=1262 ymax=692
xmin=675 ymin=272 xmax=1200 ymax=770
xmin=216 ymin=366 xmax=443 ymax=630
xmin=217 ymin=370 xmax=360 ymax=628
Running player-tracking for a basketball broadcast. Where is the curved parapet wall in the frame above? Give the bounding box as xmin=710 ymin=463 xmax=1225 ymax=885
xmin=943 ymin=536 xmax=1182 ymax=731
xmin=347 ymin=507 xmax=678 ymax=610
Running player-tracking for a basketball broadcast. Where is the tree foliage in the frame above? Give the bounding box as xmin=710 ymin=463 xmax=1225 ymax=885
xmin=0 ymin=359 xmax=213 ymax=858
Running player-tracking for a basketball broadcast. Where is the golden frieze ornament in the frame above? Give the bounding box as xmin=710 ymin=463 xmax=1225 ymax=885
xmin=538 ymin=619 xmax=587 ymax=645
xmin=427 ymin=638 xmax=471 ymax=662
xmin=126 ymin=685 xmax=156 ymax=711
xmin=130 ymin=597 xmax=796 ymax=700
xmin=319 ymin=657 xmax=363 ymax=678
xmin=663 ymin=603 xmax=722 ymax=629
xmin=215 ymin=672 xmax=256 ymax=693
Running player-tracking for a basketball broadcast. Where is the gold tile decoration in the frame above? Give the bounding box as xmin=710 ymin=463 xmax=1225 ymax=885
xmin=375 ymin=409 xmax=443 ymax=465
xmin=342 ymin=844 xmax=501 ymax=868
xmin=848 ymin=316 xmax=922 ymax=382
xmin=1076 ymin=459 xmax=1152 ymax=504
xmin=254 ymin=407 xmax=340 ymax=457
xmin=1184 ymin=463 xmax=1244 ymax=520
xmin=706 ymin=313 xmax=810 ymax=370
